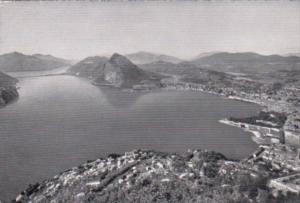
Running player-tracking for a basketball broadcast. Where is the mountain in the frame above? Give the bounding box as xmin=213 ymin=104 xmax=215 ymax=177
xmin=0 ymin=52 xmax=70 ymax=72
xmin=32 ymin=54 xmax=72 ymax=65
xmin=126 ymin=51 xmax=183 ymax=64
xmin=141 ymin=60 xmax=235 ymax=87
xmin=189 ymin=52 xmax=300 ymax=74
xmin=95 ymin=53 xmax=150 ymax=88
xmin=140 ymin=61 xmax=198 ymax=75
xmin=67 ymin=56 xmax=109 ymax=78
xmin=284 ymin=53 xmax=300 ymax=57
xmin=69 ymin=53 xmax=161 ymax=88
xmin=190 ymin=51 xmax=222 ymax=60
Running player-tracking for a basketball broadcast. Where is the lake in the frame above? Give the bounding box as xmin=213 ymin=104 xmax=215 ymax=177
xmin=0 ymin=73 xmax=261 ymax=200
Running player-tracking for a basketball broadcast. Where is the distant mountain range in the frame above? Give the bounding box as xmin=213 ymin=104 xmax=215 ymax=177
xmin=125 ymin=51 xmax=183 ymax=64
xmin=68 ymin=51 xmax=300 ymax=88
xmin=32 ymin=54 xmax=71 ymax=66
xmin=3 ymin=51 xmax=298 ymax=75
xmin=141 ymin=61 xmax=197 ymax=75
xmin=190 ymin=51 xmax=222 ymax=61
xmin=284 ymin=53 xmax=300 ymax=57
xmin=140 ymin=52 xmax=300 ymax=75
xmin=141 ymin=60 xmax=233 ymax=86
xmin=189 ymin=52 xmax=300 ymax=74
xmin=0 ymin=52 xmax=71 ymax=72
xmin=68 ymin=53 xmax=162 ymax=88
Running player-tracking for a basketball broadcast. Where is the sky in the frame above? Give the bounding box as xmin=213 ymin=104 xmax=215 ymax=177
xmin=0 ymin=1 xmax=299 ymax=60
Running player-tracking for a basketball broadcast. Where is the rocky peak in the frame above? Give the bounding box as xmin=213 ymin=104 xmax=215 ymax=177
xmin=109 ymin=53 xmax=135 ymax=67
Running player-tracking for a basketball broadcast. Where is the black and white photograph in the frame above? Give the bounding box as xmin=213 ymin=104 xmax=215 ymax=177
xmin=0 ymin=0 xmax=300 ymax=202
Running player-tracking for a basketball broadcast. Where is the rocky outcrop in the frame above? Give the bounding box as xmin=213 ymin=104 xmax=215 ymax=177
xmin=0 ymin=71 xmax=18 ymax=106
xmin=0 ymin=86 xmax=18 ymax=106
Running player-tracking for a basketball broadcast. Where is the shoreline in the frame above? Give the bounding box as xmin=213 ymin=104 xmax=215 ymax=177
xmin=219 ymin=119 xmax=270 ymax=145
xmin=160 ymin=82 xmax=296 ymax=147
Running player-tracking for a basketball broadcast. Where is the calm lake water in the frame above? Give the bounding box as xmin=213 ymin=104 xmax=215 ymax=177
xmin=0 ymin=73 xmax=261 ymax=200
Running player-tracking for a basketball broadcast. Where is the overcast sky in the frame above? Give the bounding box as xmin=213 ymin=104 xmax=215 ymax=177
xmin=0 ymin=1 xmax=299 ymax=60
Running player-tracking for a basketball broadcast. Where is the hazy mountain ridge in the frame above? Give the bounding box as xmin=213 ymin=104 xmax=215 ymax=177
xmin=139 ymin=52 xmax=300 ymax=77
xmin=284 ymin=53 xmax=300 ymax=57
xmin=126 ymin=51 xmax=183 ymax=64
xmin=141 ymin=60 xmax=232 ymax=79
xmin=192 ymin=52 xmax=300 ymax=64
xmin=0 ymin=52 xmax=70 ymax=72
xmin=190 ymin=51 xmax=222 ymax=60
xmin=189 ymin=52 xmax=300 ymax=74
xmin=32 ymin=54 xmax=72 ymax=65
xmin=140 ymin=61 xmax=200 ymax=74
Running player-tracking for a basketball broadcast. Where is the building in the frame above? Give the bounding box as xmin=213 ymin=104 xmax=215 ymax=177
xmin=269 ymin=173 xmax=300 ymax=195
xmin=284 ymin=130 xmax=300 ymax=148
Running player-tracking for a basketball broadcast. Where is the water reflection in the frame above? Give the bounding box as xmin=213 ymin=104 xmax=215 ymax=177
xmin=97 ymin=87 xmax=146 ymax=108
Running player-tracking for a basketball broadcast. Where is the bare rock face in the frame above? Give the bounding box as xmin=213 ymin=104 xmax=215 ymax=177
xmin=102 ymin=62 xmax=123 ymax=87
xmin=110 ymin=53 xmax=135 ymax=67
xmin=99 ymin=53 xmax=149 ymax=88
